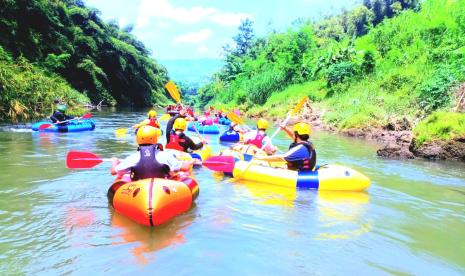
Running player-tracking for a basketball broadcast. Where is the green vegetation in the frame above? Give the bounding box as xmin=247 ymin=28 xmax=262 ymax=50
xmin=414 ymin=112 xmax=465 ymax=146
xmin=0 ymin=0 xmax=169 ymax=121
xmin=196 ymin=0 xmax=465 ymax=146
xmin=0 ymin=46 xmax=88 ymax=121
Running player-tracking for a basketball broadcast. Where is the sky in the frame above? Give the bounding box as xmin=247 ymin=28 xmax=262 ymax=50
xmin=84 ymin=0 xmax=361 ymax=61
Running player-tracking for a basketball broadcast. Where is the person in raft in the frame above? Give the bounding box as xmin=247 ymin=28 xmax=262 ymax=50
xmin=111 ymin=125 xmax=193 ymax=180
xmin=50 ymin=104 xmax=75 ymax=126
xmin=133 ymin=110 xmax=160 ymax=131
xmin=166 ymin=108 xmax=187 ymax=142
xmin=255 ymin=122 xmax=316 ymax=171
xmin=242 ymin=118 xmax=277 ymax=154
xmin=166 ymin=118 xmax=206 ymax=152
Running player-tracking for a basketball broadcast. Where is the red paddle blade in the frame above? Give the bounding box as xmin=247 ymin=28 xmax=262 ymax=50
xmin=203 ymin=156 xmax=235 ymax=173
xmin=81 ymin=113 xmax=92 ymax=119
xmin=66 ymin=151 xmax=103 ymax=169
xmin=38 ymin=124 xmax=52 ymax=130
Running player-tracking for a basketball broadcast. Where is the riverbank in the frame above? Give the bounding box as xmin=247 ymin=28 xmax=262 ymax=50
xmin=252 ymin=102 xmax=465 ymax=163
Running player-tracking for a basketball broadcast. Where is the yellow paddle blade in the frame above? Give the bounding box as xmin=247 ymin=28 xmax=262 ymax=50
xmin=115 ymin=128 xmax=127 ymax=134
xmin=165 ymin=81 xmax=181 ymax=103
xmin=227 ymin=111 xmax=244 ymax=125
xmin=290 ymin=96 xmax=308 ymax=116
xmin=159 ymin=113 xmax=170 ymax=121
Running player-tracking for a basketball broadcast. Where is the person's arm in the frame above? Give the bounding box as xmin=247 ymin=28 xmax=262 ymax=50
xmin=113 ymin=153 xmax=139 ymax=176
xmin=280 ymin=123 xmax=294 ymax=139
xmin=184 ymin=135 xmax=204 ymax=150
xmin=255 ymin=154 xmax=285 ymax=162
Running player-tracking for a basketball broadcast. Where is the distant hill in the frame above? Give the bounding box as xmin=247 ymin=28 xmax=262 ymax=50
xmin=160 ymin=59 xmax=223 ymax=86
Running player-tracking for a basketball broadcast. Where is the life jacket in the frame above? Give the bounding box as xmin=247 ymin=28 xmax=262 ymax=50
xmin=246 ymin=131 xmax=265 ymax=148
xmin=166 ymin=131 xmax=186 ymax=152
xmin=287 ymin=142 xmax=316 ymax=171
xmin=130 ymin=145 xmax=170 ymax=180
xmin=148 ymin=118 xmax=159 ymax=128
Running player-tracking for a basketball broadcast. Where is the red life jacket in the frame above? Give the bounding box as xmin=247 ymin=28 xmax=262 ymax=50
xmin=148 ymin=118 xmax=159 ymax=128
xmin=246 ymin=131 xmax=265 ymax=148
xmin=166 ymin=131 xmax=186 ymax=152
xmin=286 ymin=142 xmax=316 ymax=171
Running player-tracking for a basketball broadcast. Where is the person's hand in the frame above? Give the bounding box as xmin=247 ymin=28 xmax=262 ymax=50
xmin=202 ymin=139 xmax=208 ymax=144
xmin=279 ymin=122 xmax=287 ymax=129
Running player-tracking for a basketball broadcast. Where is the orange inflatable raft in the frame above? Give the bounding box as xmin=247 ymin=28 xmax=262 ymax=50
xmin=107 ymin=173 xmax=199 ymax=226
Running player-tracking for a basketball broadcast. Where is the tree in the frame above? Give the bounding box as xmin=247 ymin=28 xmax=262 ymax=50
xmin=384 ymin=0 xmax=394 ymax=18
xmin=347 ymin=6 xmax=374 ymax=37
xmin=232 ymin=18 xmax=255 ymax=57
xmin=363 ymin=0 xmax=372 ymax=10
xmin=372 ymin=0 xmax=384 ymax=25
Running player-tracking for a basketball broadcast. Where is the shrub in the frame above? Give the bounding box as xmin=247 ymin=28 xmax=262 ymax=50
xmin=418 ymin=68 xmax=457 ymax=112
xmin=326 ymin=61 xmax=358 ymax=87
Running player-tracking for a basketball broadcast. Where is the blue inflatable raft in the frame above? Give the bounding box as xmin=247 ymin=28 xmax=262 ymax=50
xmin=219 ymin=130 xmax=240 ymax=142
xmin=32 ymin=119 xmax=96 ymax=132
xmin=187 ymin=122 xmax=220 ymax=134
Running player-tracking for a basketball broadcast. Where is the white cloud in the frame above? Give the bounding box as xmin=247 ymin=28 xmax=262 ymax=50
xmin=136 ymin=0 xmax=251 ymax=28
xmin=118 ymin=17 xmax=128 ymax=27
xmin=173 ymin=29 xmax=213 ymax=44
xmin=196 ymin=45 xmax=209 ymax=54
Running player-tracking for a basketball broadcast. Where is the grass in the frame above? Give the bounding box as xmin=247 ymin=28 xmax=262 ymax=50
xmin=413 ymin=111 xmax=465 ymax=146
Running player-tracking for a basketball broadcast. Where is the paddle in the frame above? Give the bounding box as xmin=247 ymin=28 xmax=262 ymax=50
xmin=202 ymin=156 xmax=236 ymax=173
xmin=159 ymin=113 xmax=170 ymax=121
xmin=226 ymin=111 xmax=252 ymax=131
xmin=66 ymin=150 xmax=233 ymax=171
xmin=164 ymin=81 xmax=205 ymax=141
xmin=237 ymin=96 xmax=308 ymax=179
xmin=38 ymin=113 xmax=92 ymax=130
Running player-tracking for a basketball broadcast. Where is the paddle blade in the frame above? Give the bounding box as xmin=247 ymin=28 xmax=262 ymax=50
xmin=159 ymin=113 xmax=170 ymax=121
xmin=203 ymin=156 xmax=236 ymax=173
xmin=38 ymin=123 xmax=52 ymax=130
xmin=227 ymin=111 xmax=244 ymax=125
xmin=81 ymin=113 xmax=92 ymax=119
xmin=290 ymin=96 xmax=308 ymax=116
xmin=66 ymin=151 xmax=103 ymax=169
xmin=165 ymin=81 xmax=181 ymax=103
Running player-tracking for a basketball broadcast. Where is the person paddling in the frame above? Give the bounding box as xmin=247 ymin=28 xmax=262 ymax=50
xmin=50 ymin=104 xmax=75 ymax=126
xmin=111 ymin=126 xmax=192 ymax=180
xmin=255 ymin=122 xmax=316 ymax=171
xmin=242 ymin=118 xmax=276 ymax=155
xmin=166 ymin=118 xmax=206 ymax=152
xmin=133 ymin=110 xmax=160 ymax=130
xmin=166 ymin=108 xmax=187 ymax=142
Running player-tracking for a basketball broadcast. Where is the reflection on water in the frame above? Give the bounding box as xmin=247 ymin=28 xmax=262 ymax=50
xmin=0 ymin=108 xmax=464 ymax=275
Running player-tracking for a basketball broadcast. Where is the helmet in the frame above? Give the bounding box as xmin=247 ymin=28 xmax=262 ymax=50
xmin=293 ymin=122 xmax=311 ymax=136
xmin=147 ymin=110 xmax=157 ymax=118
xmin=136 ymin=126 xmax=161 ymax=145
xmin=173 ymin=118 xmax=187 ymax=131
xmin=257 ymin=119 xmax=269 ymax=130
xmin=57 ymin=104 xmax=67 ymax=112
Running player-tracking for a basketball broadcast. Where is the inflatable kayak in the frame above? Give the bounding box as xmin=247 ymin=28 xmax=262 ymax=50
xmin=32 ymin=119 xmax=96 ymax=132
xmin=232 ymin=161 xmax=370 ymax=191
xmin=219 ymin=130 xmax=241 ymax=142
xmin=107 ymin=173 xmax=199 ymax=226
xmin=187 ymin=122 xmax=220 ymax=134
xmin=218 ymin=117 xmax=231 ymax=125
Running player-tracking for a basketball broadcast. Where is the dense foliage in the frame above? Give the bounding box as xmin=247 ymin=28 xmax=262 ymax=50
xmin=0 ymin=46 xmax=89 ymax=121
xmin=0 ymin=0 xmax=169 ymax=119
xmin=197 ymin=0 xmax=465 ymax=144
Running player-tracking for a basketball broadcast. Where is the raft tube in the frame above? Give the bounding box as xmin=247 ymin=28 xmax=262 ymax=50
xmin=232 ymin=161 xmax=370 ymax=191
xmin=187 ymin=122 xmax=220 ymax=134
xmin=219 ymin=130 xmax=241 ymax=142
xmin=107 ymin=174 xmax=199 ymax=226
xmin=32 ymin=119 xmax=96 ymax=132
xmin=218 ymin=117 xmax=231 ymax=125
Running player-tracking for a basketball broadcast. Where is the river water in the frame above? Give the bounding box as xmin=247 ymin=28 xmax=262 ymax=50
xmin=0 ymin=108 xmax=464 ymax=275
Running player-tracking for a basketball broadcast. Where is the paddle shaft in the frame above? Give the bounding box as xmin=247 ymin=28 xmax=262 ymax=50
xmin=238 ymin=112 xmax=292 ymax=179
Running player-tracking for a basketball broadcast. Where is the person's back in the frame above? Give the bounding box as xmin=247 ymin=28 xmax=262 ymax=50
xmin=131 ymin=144 xmax=170 ymax=180
xmin=242 ymin=118 xmax=276 ymax=154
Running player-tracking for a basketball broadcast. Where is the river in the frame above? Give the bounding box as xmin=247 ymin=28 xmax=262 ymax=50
xmin=0 ymin=108 xmax=464 ymax=275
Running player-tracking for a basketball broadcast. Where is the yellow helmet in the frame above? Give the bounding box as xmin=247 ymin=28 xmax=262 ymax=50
xmin=173 ymin=118 xmax=187 ymax=131
xmin=293 ymin=122 xmax=311 ymax=136
xmin=147 ymin=110 xmax=157 ymax=118
xmin=257 ymin=118 xmax=269 ymax=130
xmin=136 ymin=126 xmax=161 ymax=145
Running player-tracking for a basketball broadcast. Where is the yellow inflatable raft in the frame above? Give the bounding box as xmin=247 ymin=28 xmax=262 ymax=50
xmin=232 ymin=161 xmax=370 ymax=191
xmin=107 ymin=173 xmax=199 ymax=226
